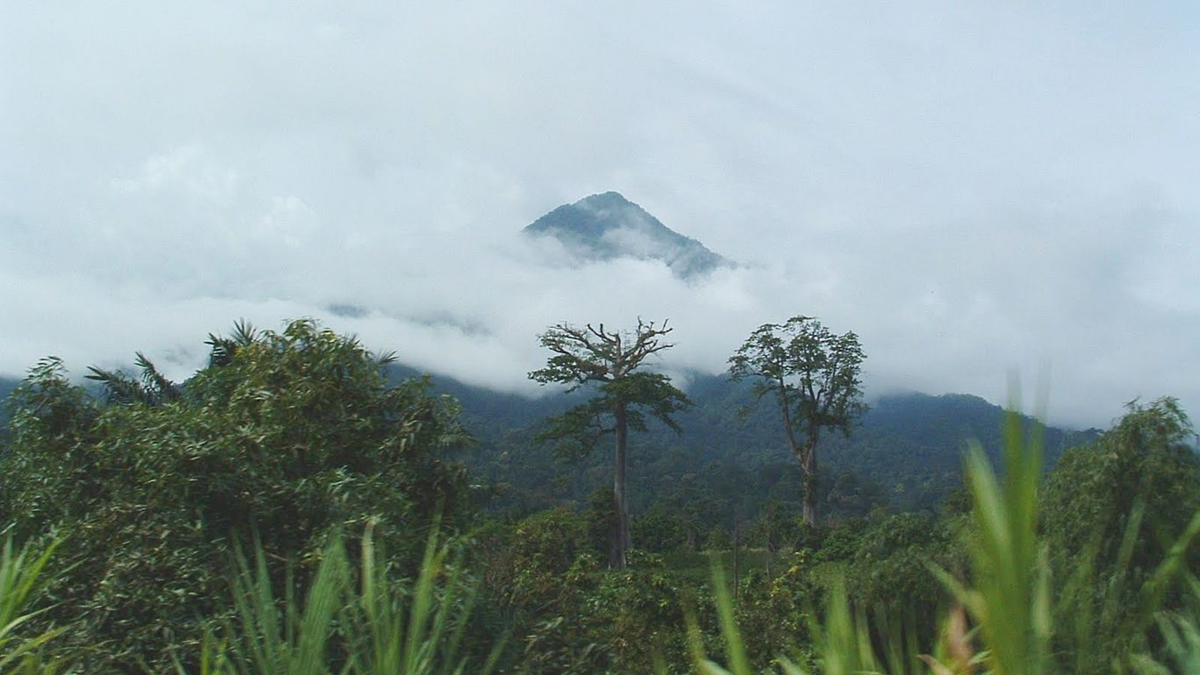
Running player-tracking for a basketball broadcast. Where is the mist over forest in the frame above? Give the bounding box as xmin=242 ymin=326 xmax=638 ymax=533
xmin=4 ymin=2 xmax=1199 ymax=672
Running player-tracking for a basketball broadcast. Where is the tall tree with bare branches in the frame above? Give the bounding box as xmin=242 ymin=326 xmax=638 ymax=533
xmin=529 ymin=319 xmax=691 ymax=568
xmin=729 ymin=316 xmax=866 ymax=526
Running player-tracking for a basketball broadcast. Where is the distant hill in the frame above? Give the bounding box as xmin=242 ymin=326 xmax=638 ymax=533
xmin=523 ymin=192 xmax=734 ymax=279
xmin=0 ymin=376 xmax=21 ymax=430
xmin=0 ymin=361 xmax=1098 ymax=522
xmin=390 ymin=365 xmax=1101 ymax=519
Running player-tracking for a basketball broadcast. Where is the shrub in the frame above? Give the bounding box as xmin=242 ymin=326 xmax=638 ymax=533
xmin=0 ymin=320 xmax=469 ymax=671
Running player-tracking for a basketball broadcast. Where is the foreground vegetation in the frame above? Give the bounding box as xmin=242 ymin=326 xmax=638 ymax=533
xmin=0 ymin=319 xmax=1196 ymax=673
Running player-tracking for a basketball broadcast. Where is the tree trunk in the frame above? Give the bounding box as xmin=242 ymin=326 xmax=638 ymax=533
xmin=613 ymin=403 xmax=631 ymax=569
xmin=782 ymin=398 xmax=817 ymax=525
xmin=801 ymin=437 xmax=818 ymax=526
xmin=733 ymin=517 xmax=740 ymax=601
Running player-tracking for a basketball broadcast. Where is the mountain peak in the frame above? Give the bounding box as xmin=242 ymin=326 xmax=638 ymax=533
xmin=578 ymin=191 xmax=634 ymax=208
xmin=523 ymin=192 xmax=733 ymax=279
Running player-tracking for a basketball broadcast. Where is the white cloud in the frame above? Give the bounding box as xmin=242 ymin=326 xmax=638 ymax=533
xmin=2 ymin=1 xmax=1199 ymax=430
xmin=111 ymin=145 xmax=239 ymax=203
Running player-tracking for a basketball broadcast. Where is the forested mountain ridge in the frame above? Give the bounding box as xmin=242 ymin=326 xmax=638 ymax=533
xmin=388 ymin=365 xmax=1101 ymax=518
xmin=0 ymin=376 xmax=19 ymax=429
xmin=0 ymin=376 xmax=17 ymax=401
xmin=0 ymin=363 xmax=1097 ymax=520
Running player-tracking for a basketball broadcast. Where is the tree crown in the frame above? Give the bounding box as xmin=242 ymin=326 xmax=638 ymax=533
xmin=728 ymin=315 xmax=867 ymax=438
xmin=529 ymin=319 xmax=691 ymax=455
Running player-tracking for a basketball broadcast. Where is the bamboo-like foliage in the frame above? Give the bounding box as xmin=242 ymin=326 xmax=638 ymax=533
xmin=0 ymin=536 xmax=66 ymax=674
xmin=930 ymin=409 xmax=1051 ymax=675
xmin=179 ymin=526 xmax=502 ymax=675
xmin=4 ymin=319 xmax=470 ymax=670
xmin=86 ymin=352 xmax=181 ymax=406
xmin=688 ymin=567 xmax=924 ymax=675
xmin=341 ymin=523 xmax=504 ymax=675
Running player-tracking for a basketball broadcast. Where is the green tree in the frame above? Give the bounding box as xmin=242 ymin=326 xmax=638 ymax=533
xmin=529 ymin=319 xmax=691 ymax=569
xmin=728 ymin=316 xmax=866 ymax=525
xmin=1041 ymin=397 xmax=1200 ymax=672
xmin=1042 ymin=397 xmax=1198 ymax=565
xmin=0 ymin=319 xmax=469 ymax=670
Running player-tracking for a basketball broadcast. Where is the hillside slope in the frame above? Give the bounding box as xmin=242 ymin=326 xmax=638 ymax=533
xmin=396 ymin=366 xmax=1099 ymax=518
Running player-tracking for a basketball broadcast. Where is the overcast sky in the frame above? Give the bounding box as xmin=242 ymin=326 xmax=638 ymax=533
xmin=2 ymin=2 xmax=1198 ymax=429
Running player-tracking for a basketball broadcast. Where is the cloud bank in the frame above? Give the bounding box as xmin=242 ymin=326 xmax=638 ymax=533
xmin=2 ymin=2 xmax=1198 ymax=429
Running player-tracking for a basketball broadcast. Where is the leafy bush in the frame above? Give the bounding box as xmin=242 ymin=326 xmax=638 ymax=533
xmin=0 ymin=320 xmax=469 ymax=671
xmin=842 ymin=513 xmax=960 ymax=625
xmin=588 ymin=558 xmax=692 ymax=670
xmin=732 ymin=552 xmax=818 ymax=670
xmin=479 ymin=507 xmax=607 ymax=674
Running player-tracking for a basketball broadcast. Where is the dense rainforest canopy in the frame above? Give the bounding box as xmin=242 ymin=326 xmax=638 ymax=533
xmin=0 ymin=318 xmax=1195 ymax=673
